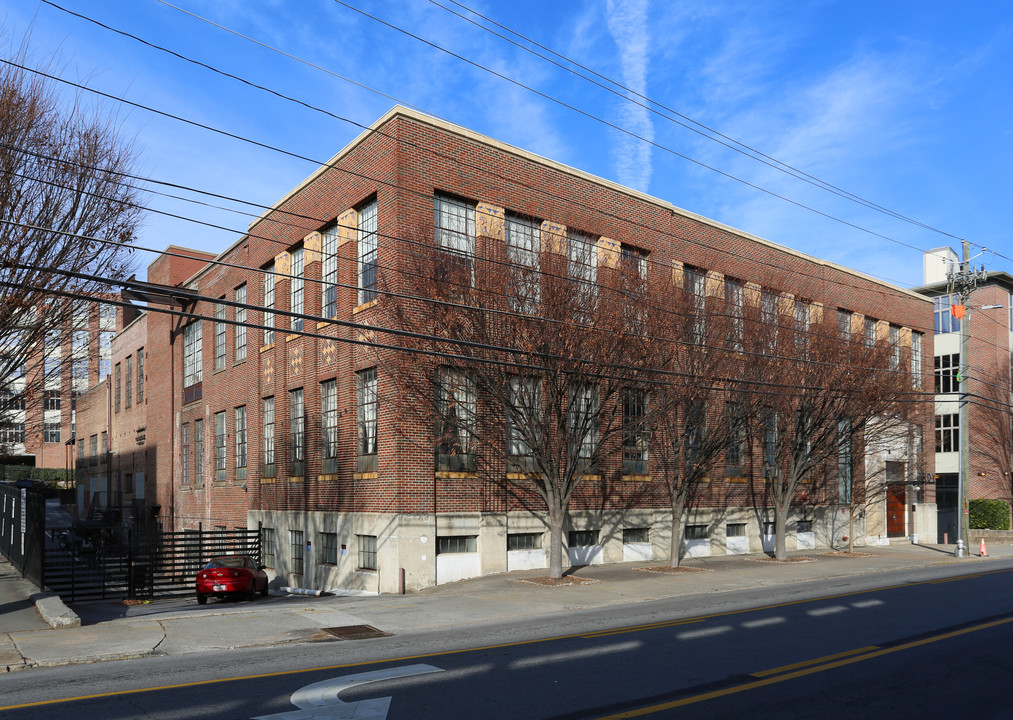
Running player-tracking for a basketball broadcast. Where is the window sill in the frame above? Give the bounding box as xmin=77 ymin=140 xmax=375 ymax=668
xmin=622 ymin=474 xmax=651 ymax=482
xmin=506 ymin=472 xmax=541 ymax=480
xmin=260 ymin=478 xmax=275 ymax=484
xmin=352 ymin=299 xmax=379 ymax=315
xmin=318 ymin=473 xmax=339 ymax=482
xmin=355 ymin=567 xmax=378 ymax=574
xmin=233 ymin=358 xmax=247 ymax=367
xmin=260 ymin=343 xmax=274 ymax=353
xmin=316 ymin=321 xmax=333 ymax=330
xmin=726 ymin=476 xmax=749 ymax=483
xmin=436 ymin=471 xmax=479 ymax=479
xmin=286 ymin=333 xmax=301 ymax=342
xmin=354 ymin=472 xmax=378 ymax=480
xmin=288 ymin=476 xmax=304 ymax=483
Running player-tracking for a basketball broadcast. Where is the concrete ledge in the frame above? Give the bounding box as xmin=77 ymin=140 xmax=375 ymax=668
xmin=31 ymin=591 xmax=80 ymax=629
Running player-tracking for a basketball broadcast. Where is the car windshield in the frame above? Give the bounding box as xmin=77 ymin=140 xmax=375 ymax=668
xmin=205 ymin=556 xmax=248 ymax=569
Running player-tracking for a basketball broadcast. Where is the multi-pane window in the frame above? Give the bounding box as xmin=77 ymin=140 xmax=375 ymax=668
xmin=183 ymin=321 xmax=202 ymax=388
xmin=90 ymin=434 xmax=98 ymax=465
xmin=358 ymin=200 xmax=378 ymax=305
xmin=114 ymin=363 xmax=122 ymax=412
xmin=44 ymin=422 xmax=60 ymax=443
xmin=934 ymin=353 xmax=960 ymax=394
xmin=194 ymin=418 xmax=204 ymax=485
xmin=762 ymin=409 xmax=778 ymax=477
xmin=935 ymin=414 xmax=959 ymax=453
xmin=263 ymin=397 xmax=275 ymax=478
xmin=263 ymin=262 xmax=276 ymax=345
xmin=181 ymin=423 xmax=191 ymax=486
xmin=685 ymin=401 xmax=705 ymax=471
xmin=567 ymin=231 xmax=598 ymax=322
xmin=889 ymin=325 xmax=900 ymax=371
xmin=838 ymin=309 xmax=852 ymax=340
xmin=214 ymin=411 xmax=227 ymax=483
xmin=125 ymin=355 xmax=133 ymax=408
xmin=289 ymin=530 xmax=304 ymax=574
xmin=568 ymin=530 xmax=598 ymax=547
xmin=686 ymin=267 xmax=706 ymax=345
xmin=685 ymin=525 xmax=708 ymax=540
xmin=214 ymin=302 xmax=226 ymax=370
xmin=622 ymin=388 xmax=648 ymax=475
xmin=290 ymin=388 xmax=305 ymax=476
xmin=437 ymin=535 xmax=477 ymax=554
xmin=726 ymin=523 xmax=746 ymax=538
xmin=725 ymin=402 xmax=746 ymax=475
xmin=321 ymin=379 xmax=339 ymax=474
xmin=44 ymin=390 xmax=61 ymax=410
xmin=357 ymin=534 xmax=378 ymax=570
xmin=261 ymin=527 xmax=275 ymax=567
xmin=507 ymin=376 xmax=539 ymax=468
xmin=838 ymin=418 xmax=852 ymax=503
xmin=290 ymin=247 xmax=305 ymax=331
xmin=234 ymin=285 xmax=247 ymax=362
xmin=98 ymin=331 xmax=114 ymax=378
xmin=794 ymin=300 xmax=810 ymax=357
xmin=319 ymin=532 xmax=338 ymax=565
xmin=569 ymin=383 xmax=599 ymax=461
xmin=623 ymin=527 xmax=650 ymax=544
xmin=101 ymin=431 xmax=107 ymax=457
xmin=725 ymin=278 xmax=744 ymax=350
xmin=436 ymin=368 xmax=476 ymax=472
xmin=72 ymin=331 xmax=89 ymax=379
xmin=864 ymin=317 xmax=877 ymax=347
xmin=507 ymin=532 xmax=542 ymax=550
xmin=434 ymin=194 xmax=476 ymax=286
xmin=137 ymin=348 xmax=144 ymax=403
xmin=911 ymin=332 xmax=923 ymax=389
xmin=934 ymin=294 xmax=961 ymax=334
xmin=235 ymin=405 xmax=247 ymax=480
xmin=506 ymin=214 xmax=540 ymax=313
xmin=356 ymin=369 xmax=377 ymax=473
xmin=322 ymin=225 xmax=338 ymax=319
xmin=0 ymin=423 xmax=25 ymax=445
xmin=761 ymin=290 xmax=778 ymax=352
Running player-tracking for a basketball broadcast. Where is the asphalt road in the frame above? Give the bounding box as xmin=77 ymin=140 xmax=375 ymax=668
xmin=2 ymin=560 xmax=1011 ymax=719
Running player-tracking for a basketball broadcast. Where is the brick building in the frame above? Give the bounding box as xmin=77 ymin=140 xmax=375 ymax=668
xmin=1 ymin=296 xmax=134 ymax=474
xmin=80 ymin=107 xmax=934 ymax=593
xmin=915 ymin=248 xmax=1013 ymax=540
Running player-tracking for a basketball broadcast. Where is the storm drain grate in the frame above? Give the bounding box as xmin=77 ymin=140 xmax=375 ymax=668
xmin=320 ymin=624 xmax=392 ymax=640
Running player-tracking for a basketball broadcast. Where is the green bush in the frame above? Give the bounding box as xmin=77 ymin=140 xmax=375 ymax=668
xmin=969 ymin=499 xmax=1011 ymax=530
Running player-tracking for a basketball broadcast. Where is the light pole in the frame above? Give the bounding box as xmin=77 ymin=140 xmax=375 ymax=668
xmin=949 ymin=240 xmax=992 ymax=557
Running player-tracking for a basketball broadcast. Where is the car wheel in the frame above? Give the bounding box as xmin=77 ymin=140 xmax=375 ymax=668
xmin=197 ymin=595 xmax=207 ymax=605
xmin=260 ymin=580 xmax=269 ymax=597
xmin=247 ymin=582 xmax=257 ymax=602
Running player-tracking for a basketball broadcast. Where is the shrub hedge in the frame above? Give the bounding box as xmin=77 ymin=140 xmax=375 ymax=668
xmin=969 ymin=499 xmax=1011 ymax=530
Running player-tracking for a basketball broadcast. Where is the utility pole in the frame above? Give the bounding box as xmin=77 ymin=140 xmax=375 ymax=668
xmin=948 ymin=240 xmax=988 ymax=557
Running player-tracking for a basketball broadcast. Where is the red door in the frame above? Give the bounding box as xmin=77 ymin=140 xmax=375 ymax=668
xmin=886 ymin=483 xmax=906 ymax=538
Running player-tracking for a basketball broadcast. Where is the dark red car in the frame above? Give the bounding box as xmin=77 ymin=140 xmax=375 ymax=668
xmin=195 ymin=555 xmax=269 ymax=604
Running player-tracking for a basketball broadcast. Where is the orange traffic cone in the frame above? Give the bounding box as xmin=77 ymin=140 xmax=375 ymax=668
xmin=979 ymin=538 xmax=988 ymax=557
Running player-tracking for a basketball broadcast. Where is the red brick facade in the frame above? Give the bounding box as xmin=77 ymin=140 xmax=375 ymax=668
xmin=77 ymin=108 xmax=935 ymax=591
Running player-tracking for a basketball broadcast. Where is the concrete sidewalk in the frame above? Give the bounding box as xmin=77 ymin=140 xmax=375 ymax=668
xmin=2 ymin=542 xmax=1011 ymax=672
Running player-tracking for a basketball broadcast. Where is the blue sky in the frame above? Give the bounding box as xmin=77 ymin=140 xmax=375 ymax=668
xmin=5 ymin=0 xmax=1012 ymax=288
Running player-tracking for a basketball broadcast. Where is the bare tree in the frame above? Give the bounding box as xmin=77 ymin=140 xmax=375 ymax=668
xmin=741 ymin=289 xmax=915 ymax=560
xmin=0 ymin=40 xmax=142 ymax=455
xmin=382 ymin=220 xmax=656 ymax=579
xmin=649 ymin=270 xmax=747 ymax=567
xmin=972 ymin=362 xmax=1013 ymax=524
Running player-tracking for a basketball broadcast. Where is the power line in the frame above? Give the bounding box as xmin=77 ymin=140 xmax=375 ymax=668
xmin=432 ymin=0 xmax=961 ymax=241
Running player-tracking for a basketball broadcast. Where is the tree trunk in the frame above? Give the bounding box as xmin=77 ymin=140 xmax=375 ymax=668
xmin=774 ymin=502 xmax=790 ymax=561
xmin=547 ymin=507 xmax=565 ymax=579
xmin=670 ymin=495 xmax=686 ymax=569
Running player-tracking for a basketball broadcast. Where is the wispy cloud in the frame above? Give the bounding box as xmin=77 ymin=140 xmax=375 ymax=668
xmin=605 ymin=0 xmax=653 ymax=192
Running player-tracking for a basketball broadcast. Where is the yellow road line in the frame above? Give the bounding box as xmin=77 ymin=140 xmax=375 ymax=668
xmin=594 ymin=616 xmax=1013 ymax=719
xmin=750 ymin=645 xmax=879 ymax=677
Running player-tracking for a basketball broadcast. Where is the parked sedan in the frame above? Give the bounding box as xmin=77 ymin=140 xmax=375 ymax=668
xmin=195 ymin=555 xmax=269 ymax=604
